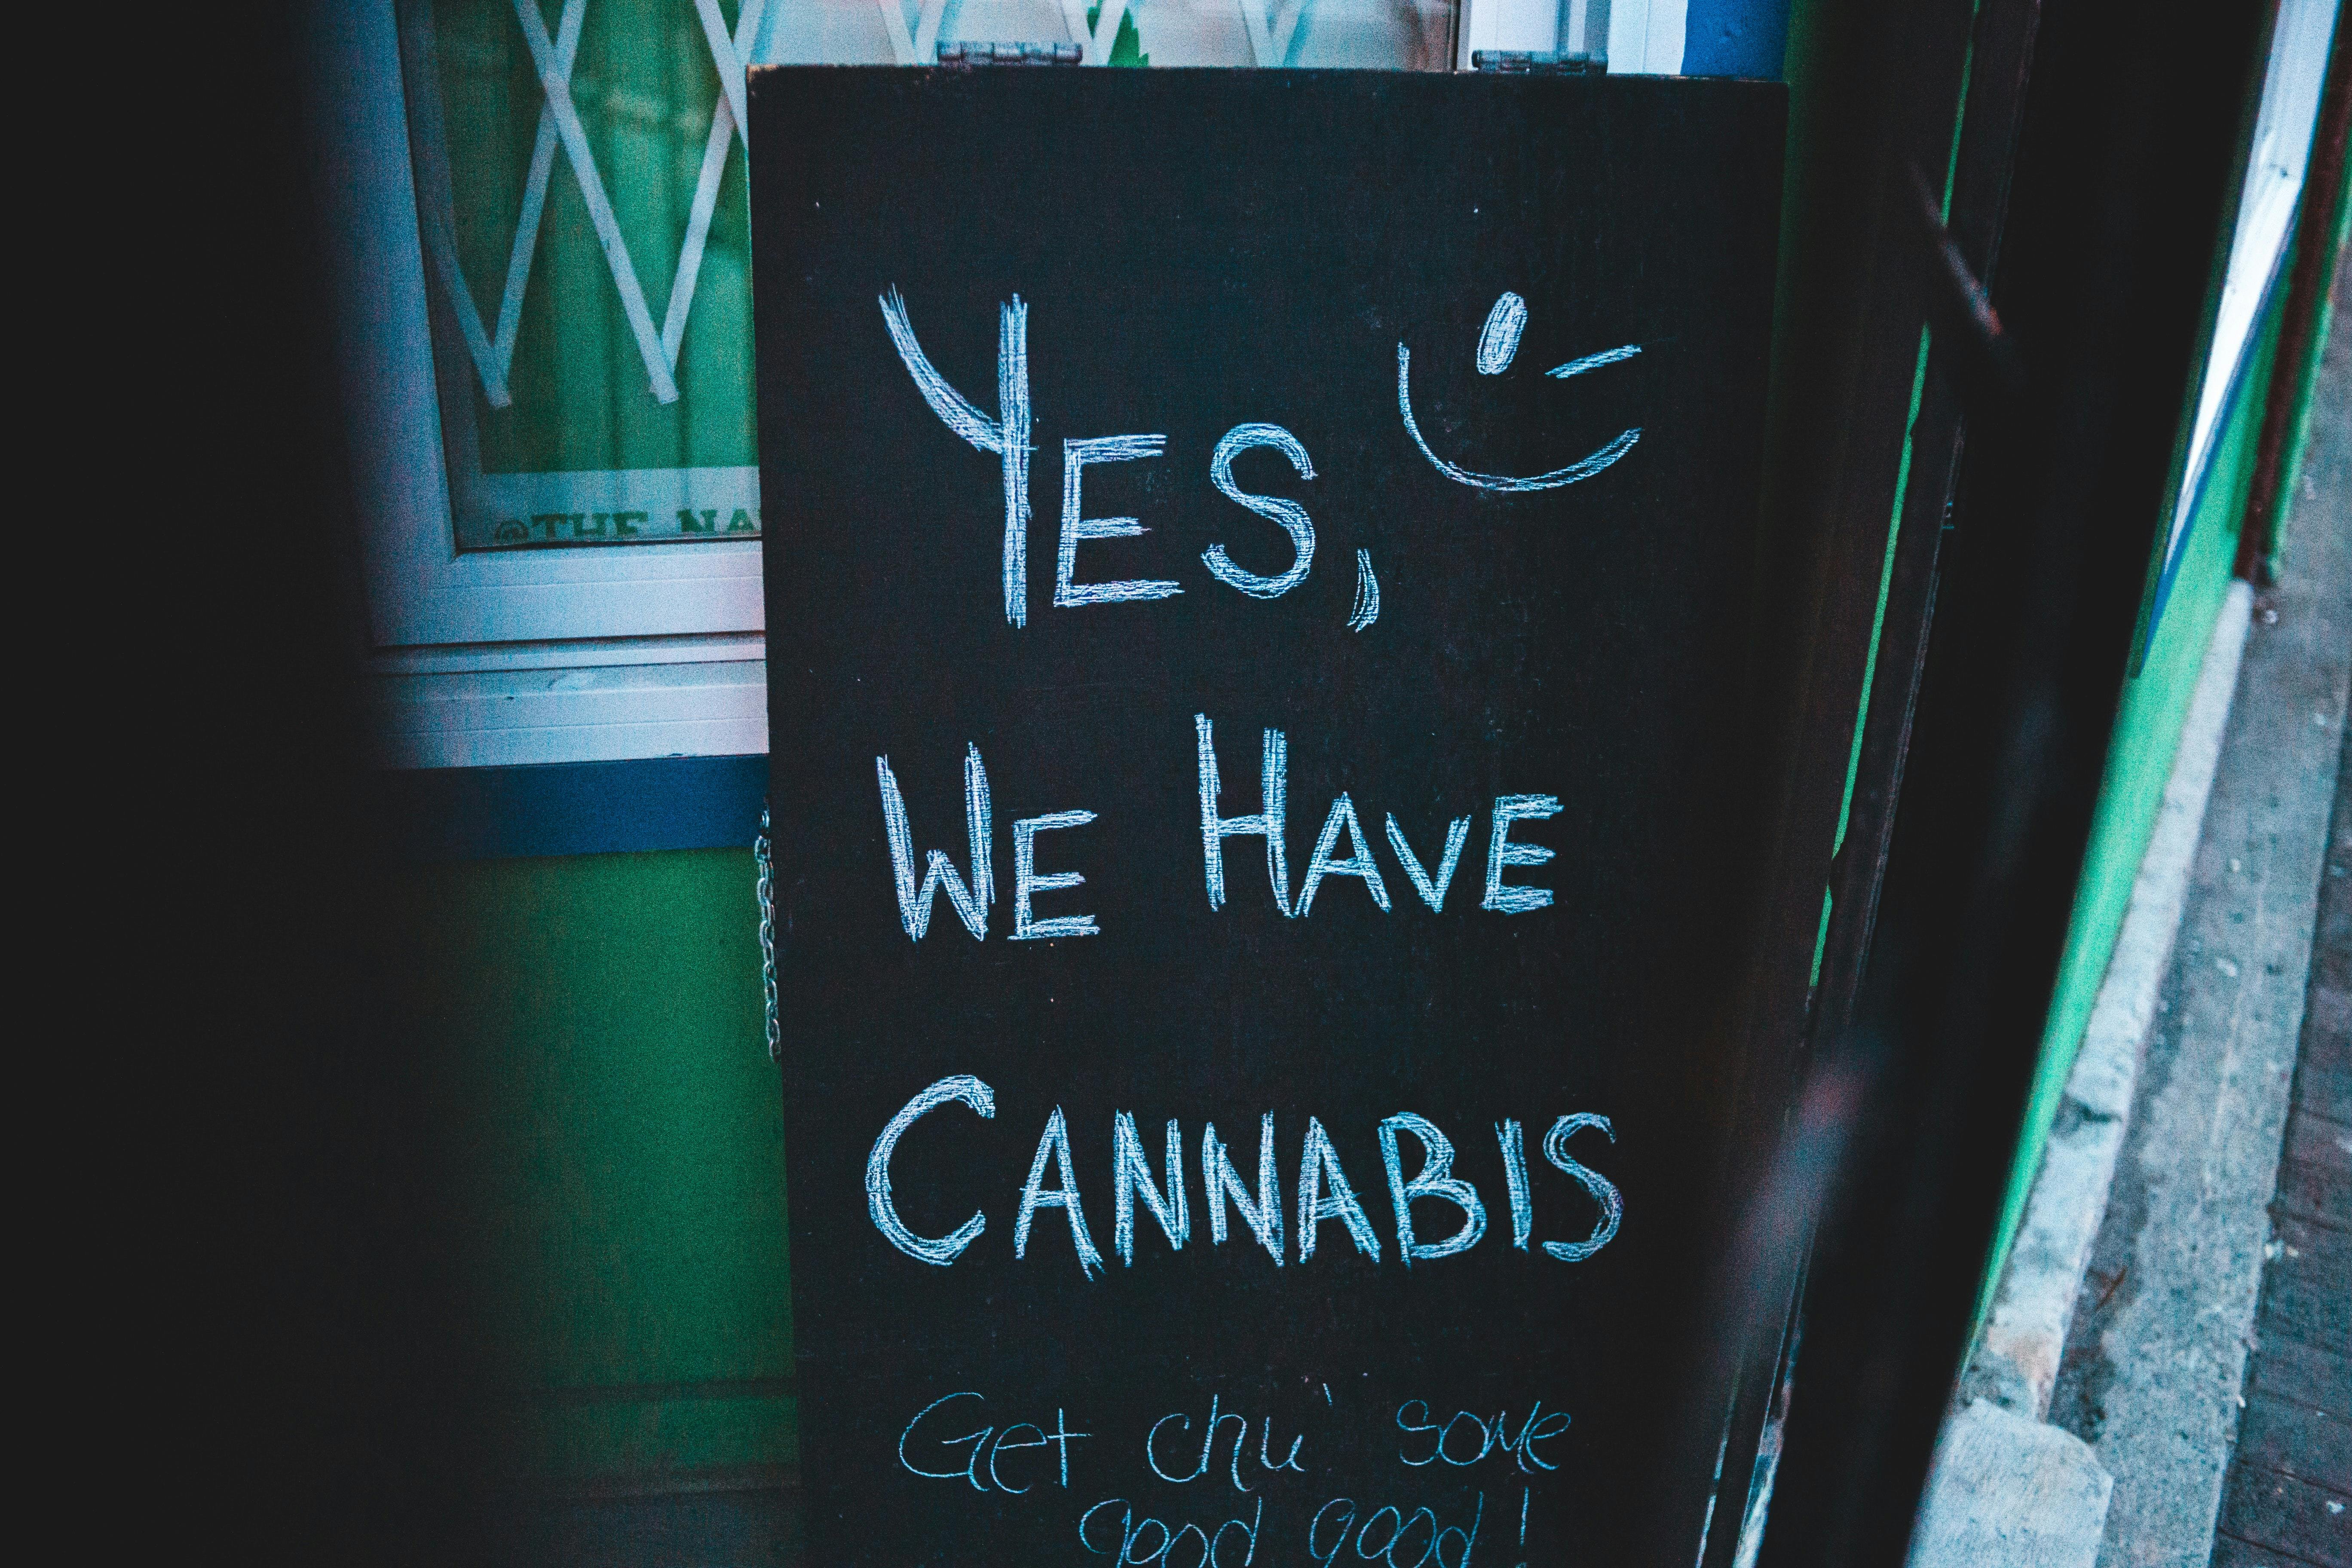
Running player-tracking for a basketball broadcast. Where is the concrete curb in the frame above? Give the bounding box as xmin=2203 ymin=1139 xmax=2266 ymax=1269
xmin=1965 ymin=582 xmax=2256 ymax=1421
xmin=1911 ymin=584 xmax=2255 ymax=1568
xmin=1912 ymin=247 xmax=2348 ymax=1568
xmin=2053 ymin=305 xmax=2351 ymax=1568
xmin=1911 ymin=1401 xmax=2116 ymax=1568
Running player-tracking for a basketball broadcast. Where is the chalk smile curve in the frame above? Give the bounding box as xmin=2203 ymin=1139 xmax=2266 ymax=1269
xmin=1396 ymin=341 xmax=1641 ymax=493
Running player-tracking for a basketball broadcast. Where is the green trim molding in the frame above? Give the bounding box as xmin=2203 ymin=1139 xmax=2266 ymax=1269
xmin=2255 ymin=147 xmax=2352 ymax=582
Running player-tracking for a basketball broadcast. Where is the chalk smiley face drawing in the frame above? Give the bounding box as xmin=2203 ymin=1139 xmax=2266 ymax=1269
xmin=1398 ymin=291 xmax=1644 ymax=492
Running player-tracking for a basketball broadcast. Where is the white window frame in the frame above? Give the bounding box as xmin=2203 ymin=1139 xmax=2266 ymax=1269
xmin=2157 ymin=0 xmax=2340 ymax=579
xmin=313 ymin=0 xmax=1504 ymax=769
xmin=315 ymin=0 xmax=767 ymax=769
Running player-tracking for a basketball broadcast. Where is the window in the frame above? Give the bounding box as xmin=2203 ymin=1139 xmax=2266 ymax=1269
xmin=326 ymin=0 xmax=1705 ymax=774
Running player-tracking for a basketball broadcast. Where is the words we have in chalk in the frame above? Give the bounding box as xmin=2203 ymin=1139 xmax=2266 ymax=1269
xmin=877 ymin=717 xmax=1571 ymax=944
xmin=866 ymin=1076 xmax=1623 ymax=1275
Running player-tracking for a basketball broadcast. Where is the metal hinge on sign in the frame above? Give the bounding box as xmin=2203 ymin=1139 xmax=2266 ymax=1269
xmin=1472 ymin=50 xmax=1604 ymax=74
xmin=937 ymin=41 xmax=1084 ymax=65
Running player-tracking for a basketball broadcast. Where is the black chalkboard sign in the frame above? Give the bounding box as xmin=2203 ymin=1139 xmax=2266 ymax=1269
xmin=753 ymin=67 xmax=1788 ymax=1567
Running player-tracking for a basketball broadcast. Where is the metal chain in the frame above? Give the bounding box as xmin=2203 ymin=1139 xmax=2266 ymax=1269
xmin=755 ymin=805 xmax=780 ymax=1062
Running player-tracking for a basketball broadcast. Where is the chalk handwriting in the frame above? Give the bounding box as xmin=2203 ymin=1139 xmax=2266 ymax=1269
xmin=1398 ymin=340 xmax=1641 ymax=491
xmin=876 ymin=744 xmax=993 ymax=941
xmin=1541 ymin=1114 xmax=1623 ymax=1262
xmin=1147 ymin=1395 xmax=1308 ymax=1491
xmin=1196 ymin=715 xmax=1293 ymax=916
xmin=868 ymin=1075 xmax=995 ymax=1264
xmin=869 ymin=1086 xmax=1621 ymax=1273
xmin=1475 ymin=292 xmax=1528 ymax=375
xmin=1013 ymin=810 xmax=1100 ymax=940
xmin=854 ymin=273 xmax=1655 ymax=1568
xmin=1205 ymin=1113 xmax=1286 ymax=1266
xmin=1549 ymin=342 xmax=1643 ymax=378
xmin=1298 ymin=1116 xmax=1383 ymax=1263
xmin=1348 ymin=548 xmax=1381 ymax=632
xmin=1384 ymin=812 xmax=1472 ymax=912
xmin=1114 ymin=1112 xmax=1191 ymax=1265
xmin=880 ymin=287 xmax=1032 ymax=626
xmin=898 ymin=1391 xmax=1091 ymax=1492
xmin=1060 ymin=434 xmax=1181 ymax=606
xmin=1496 ymin=1119 xmax=1534 ymax=1250
xmin=885 ymin=1383 xmax=1564 ymax=1567
xmin=1298 ymin=793 xmax=1391 ymax=916
xmin=1398 ymin=290 xmax=1642 ymax=492
xmin=1081 ymin=1496 xmax=1265 ymax=1566
xmin=873 ymin=723 xmax=1564 ymax=937
xmin=1394 ymin=1400 xmax=1571 ymax=1473
xmin=1203 ymin=423 xmax=1317 ymax=598
xmin=883 ymin=285 xmax=1645 ymax=631
xmin=1482 ymin=795 xmax=1561 ymax=915
xmin=1309 ymin=1493 xmax=1484 ymax=1568
xmin=1378 ymin=1114 xmax=1487 ymax=1264
xmin=1194 ymin=716 xmax=1560 ymax=920
xmin=861 ymin=284 xmax=1630 ymax=1568
xmin=1016 ymin=1105 xmax=1108 ymax=1278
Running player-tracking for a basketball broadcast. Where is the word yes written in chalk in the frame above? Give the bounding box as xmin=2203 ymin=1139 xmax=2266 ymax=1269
xmin=884 ymin=288 xmax=1322 ymax=630
xmin=882 ymin=285 xmax=1642 ymax=630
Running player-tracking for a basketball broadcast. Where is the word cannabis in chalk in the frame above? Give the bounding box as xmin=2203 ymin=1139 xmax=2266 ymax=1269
xmin=883 ymin=287 xmax=1318 ymax=628
xmin=1399 ymin=291 xmax=1643 ymax=492
xmin=864 ymin=1075 xmax=1623 ymax=1275
xmin=870 ymin=725 xmax=1568 ymax=944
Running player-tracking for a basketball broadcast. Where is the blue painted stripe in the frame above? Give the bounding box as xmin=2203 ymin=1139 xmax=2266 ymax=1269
xmin=370 ymin=754 xmax=768 ymax=861
xmin=1680 ymin=0 xmax=1791 ymax=79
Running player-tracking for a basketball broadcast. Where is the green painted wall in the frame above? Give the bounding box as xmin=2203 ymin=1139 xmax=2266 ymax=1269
xmin=1974 ymin=292 xmax=2288 ymax=1325
xmin=385 ymin=848 xmax=793 ymax=1484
